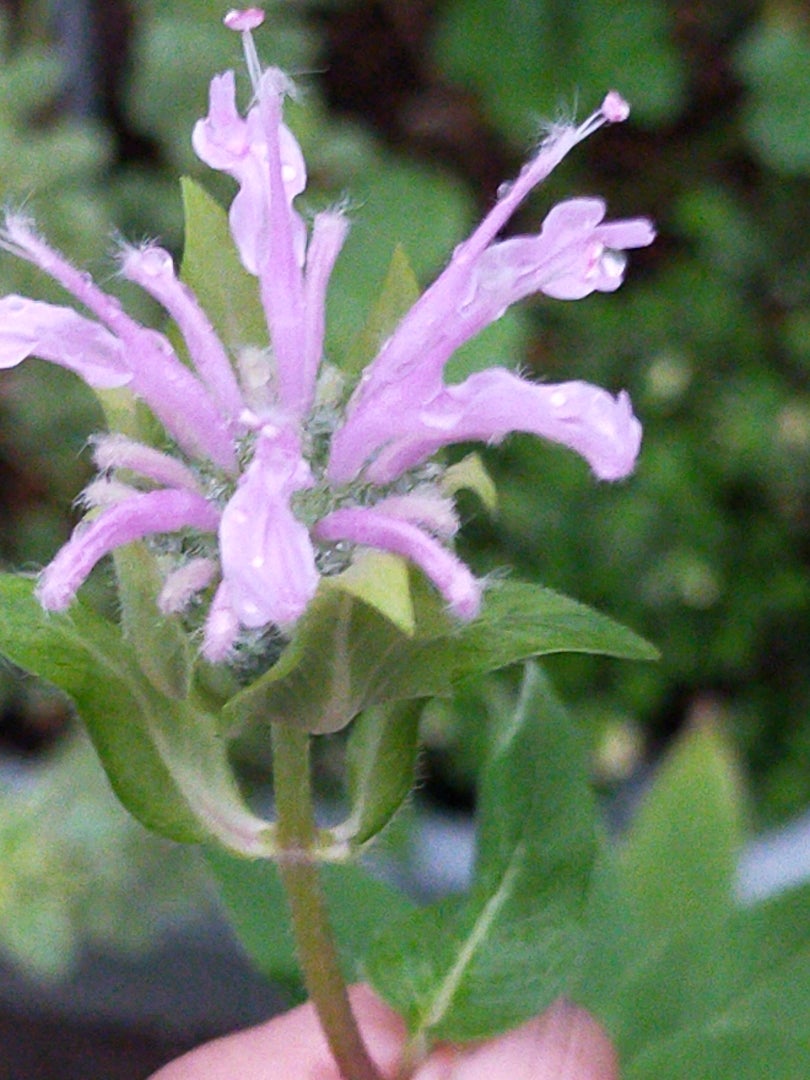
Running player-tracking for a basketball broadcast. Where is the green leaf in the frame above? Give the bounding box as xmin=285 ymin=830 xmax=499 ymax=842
xmin=574 ymin=846 xmax=637 ymax=1023
xmin=0 ymin=575 xmax=268 ymax=851
xmin=442 ymin=452 xmax=498 ymax=513
xmin=225 ymin=575 xmax=658 ymax=735
xmin=342 ymin=243 xmax=421 ymax=377
xmin=578 ymin=725 xmax=744 ymax=1059
xmin=735 ymin=22 xmax=810 ymax=175
xmin=626 ymin=1027 xmax=810 ymax=1080
xmin=589 ymin=916 xmax=738 ymax=1064
xmin=329 ymin=550 xmax=415 ymax=637
xmin=433 ymin=0 xmax=685 ymax=142
xmin=205 ymin=848 xmax=416 ymax=987
xmin=579 ymin=727 xmax=810 ymax=1077
xmin=342 ymin=700 xmax=423 ymax=847
xmin=179 ymin=177 xmax=267 ymax=350
xmin=114 ymin=542 xmax=191 ymax=699
xmin=728 ymin=880 xmax=810 ymax=985
xmin=366 ymin=664 xmax=601 ymax=1041
xmin=622 ymin=924 xmax=810 ymax=1078
xmin=621 ymin=722 xmax=743 ymax=938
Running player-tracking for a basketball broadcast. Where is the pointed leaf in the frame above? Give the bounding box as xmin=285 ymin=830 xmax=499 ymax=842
xmin=342 ymin=243 xmax=421 ymax=376
xmin=180 ymin=177 xmax=267 ymax=350
xmin=0 ymin=574 xmax=269 ymax=851
xmin=728 ymin=880 xmax=810 ymax=984
xmin=366 ymin=665 xmax=601 ymax=1041
xmin=581 ymin=726 xmax=745 ymax=1059
xmin=627 ymin=1029 xmax=810 ymax=1080
xmin=580 ymin=732 xmax=810 ymax=1075
xmin=625 ymin=939 xmax=810 ymax=1079
xmin=575 ymin=846 xmax=637 ymax=1022
xmin=225 ymin=576 xmax=658 ymax=734
xmin=442 ymin=452 xmax=498 ymax=513
xmin=621 ymin=722 xmax=743 ymax=938
xmin=329 ymin=550 xmax=415 ymax=637
xmin=114 ymin=542 xmax=191 ymax=699
xmin=341 ymin=700 xmax=422 ymax=847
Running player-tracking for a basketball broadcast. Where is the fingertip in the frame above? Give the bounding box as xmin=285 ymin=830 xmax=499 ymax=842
xmin=147 ymin=985 xmax=407 ymax=1080
xmin=441 ymin=999 xmax=619 ymax=1080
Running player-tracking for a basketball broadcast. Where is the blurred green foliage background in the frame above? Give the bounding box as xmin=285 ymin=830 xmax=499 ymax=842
xmin=1 ymin=0 xmax=810 ymax=971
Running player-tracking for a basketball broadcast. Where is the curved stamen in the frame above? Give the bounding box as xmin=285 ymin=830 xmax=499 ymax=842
xmin=224 ymin=8 xmax=266 ymax=94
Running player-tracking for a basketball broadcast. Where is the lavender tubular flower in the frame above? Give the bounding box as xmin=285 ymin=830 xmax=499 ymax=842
xmin=316 ymin=507 xmax=482 ymax=620
xmin=218 ymin=428 xmax=319 ymax=633
xmin=0 ymin=296 xmax=131 ymax=388
xmin=36 ymin=490 xmax=221 ymax=612
xmin=119 ymin=244 xmax=245 ymax=420
xmin=327 ymin=152 xmax=654 ymax=484
xmin=357 ymin=373 xmax=642 ymax=486
xmin=0 ymin=217 xmax=238 ymax=472
xmin=0 ymin=8 xmax=654 ymax=662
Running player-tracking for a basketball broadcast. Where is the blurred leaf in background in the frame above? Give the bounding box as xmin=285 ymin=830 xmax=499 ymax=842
xmin=0 ymin=733 xmax=209 ymax=981
xmin=433 ymin=0 xmax=686 ymax=141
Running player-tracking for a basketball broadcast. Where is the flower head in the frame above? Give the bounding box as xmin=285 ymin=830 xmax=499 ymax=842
xmin=0 ymin=10 xmax=654 ymax=662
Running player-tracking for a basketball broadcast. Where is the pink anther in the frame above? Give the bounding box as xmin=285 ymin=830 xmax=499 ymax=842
xmin=224 ymin=8 xmax=265 ymax=32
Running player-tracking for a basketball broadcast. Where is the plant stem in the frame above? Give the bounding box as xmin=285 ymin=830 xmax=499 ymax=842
xmin=271 ymin=722 xmax=385 ymax=1080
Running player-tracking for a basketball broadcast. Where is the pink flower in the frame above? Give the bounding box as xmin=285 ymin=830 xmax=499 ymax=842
xmin=0 ymin=10 xmax=653 ymax=662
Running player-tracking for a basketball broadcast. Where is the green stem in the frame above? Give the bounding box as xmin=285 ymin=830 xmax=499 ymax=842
xmin=271 ymin=722 xmax=384 ymax=1080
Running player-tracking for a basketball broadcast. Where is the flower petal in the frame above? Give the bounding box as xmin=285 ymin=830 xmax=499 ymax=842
xmin=370 ymin=489 xmax=459 ymax=538
xmin=0 ymin=295 xmax=131 ymax=388
xmin=37 ymin=489 xmax=220 ymax=611
xmin=192 ymin=70 xmax=306 ymax=275
xmin=192 ymin=68 xmax=310 ymax=415
xmin=203 ymin=581 xmax=242 ymax=662
xmin=341 ymin=101 xmax=632 ymax=403
xmin=316 ymin=507 xmax=481 ymax=619
xmin=328 ymin=100 xmax=653 ymax=485
xmin=92 ymin=434 xmax=204 ymax=493
xmin=120 ymin=244 xmax=244 ymax=420
xmin=1 ymin=216 xmax=237 ymax=471
xmin=219 ymin=428 xmax=319 ymax=629
xmin=300 ymin=210 xmax=350 ymax=414
xmin=158 ymin=557 xmax=218 ymax=615
xmin=359 ymin=369 xmax=642 ymax=484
